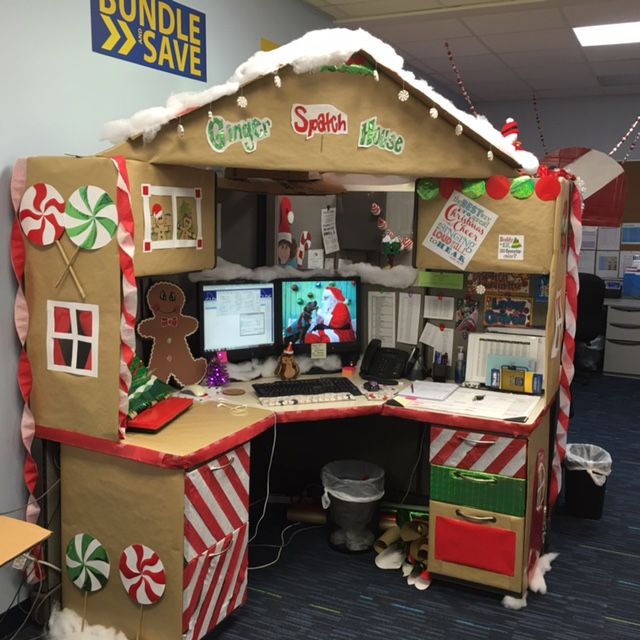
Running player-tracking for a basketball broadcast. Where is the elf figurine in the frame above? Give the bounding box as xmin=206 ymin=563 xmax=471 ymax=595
xmin=275 ymin=342 xmax=300 ymax=380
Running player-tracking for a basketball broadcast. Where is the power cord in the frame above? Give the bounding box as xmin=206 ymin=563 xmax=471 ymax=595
xmin=0 ymin=480 xmax=61 ymax=516
xmin=249 ymin=418 xmax=277 ymax=543
xmin=249 ymin=523 xmax=323 ymax=570
xmin=399 ymin=425 xmax=427 ymax=504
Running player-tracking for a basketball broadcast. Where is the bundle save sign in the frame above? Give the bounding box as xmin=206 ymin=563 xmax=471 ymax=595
xmin=95 ymin=0 xmax=205 ymax=80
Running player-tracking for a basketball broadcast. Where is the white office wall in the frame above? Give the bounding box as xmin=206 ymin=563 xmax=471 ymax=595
xmin=477 ymin=95 xmax=640 ymax=161
xmin=0 ymin=0 xmax=330 ymax=610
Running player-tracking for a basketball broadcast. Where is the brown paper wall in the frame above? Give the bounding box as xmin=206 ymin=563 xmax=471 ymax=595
xmin=415 ymin=189 xmax=560 ymax=274
xmin=103 ymin=67 xmax=517 ymax=179
xmin=25 ymin=157 xmax=122 ymax=440
xmin=61 ymin=446 xmax=185 ymax=640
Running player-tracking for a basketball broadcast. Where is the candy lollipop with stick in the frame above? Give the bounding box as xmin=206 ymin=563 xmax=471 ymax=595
xmin=65 ymin=533 xmax=111 ymax=630
xmin=120 ymin=544 xmax=166 ymax=640
xmin=57 ymin=185 xmax=118 ymax=287
xmin=18 ymin=183 xmax=85 ymax=299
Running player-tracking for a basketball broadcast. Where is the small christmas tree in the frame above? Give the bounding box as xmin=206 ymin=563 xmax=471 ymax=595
xmin=205 ymin=351 xmax=229 ymax=387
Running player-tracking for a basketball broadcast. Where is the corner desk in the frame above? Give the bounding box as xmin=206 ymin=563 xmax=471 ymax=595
xmin=37 ymin=374 xmax=552 ymax=640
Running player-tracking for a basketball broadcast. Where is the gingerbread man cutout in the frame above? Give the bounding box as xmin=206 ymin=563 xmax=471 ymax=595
xmin=137 ymin=282 xmax=207 ymax=386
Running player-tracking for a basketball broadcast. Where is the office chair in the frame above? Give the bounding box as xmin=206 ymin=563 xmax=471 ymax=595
xmin=574 ymin=272 xmax=606 ymax=382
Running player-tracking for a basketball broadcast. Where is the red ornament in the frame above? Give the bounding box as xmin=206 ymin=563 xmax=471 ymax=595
xmin=486 ymin=175 xmax=511 ymax=200
xmin=535 ymin=175 xmax=561 ymax=201
xmin=439 ymin=178 xmax=462 ymax=199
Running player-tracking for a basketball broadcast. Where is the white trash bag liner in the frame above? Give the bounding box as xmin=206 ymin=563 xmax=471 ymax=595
xmin=565 ymin=443 xmax=612 ymax=487
xmin=321 ymin=460 xmax=385 ymax=508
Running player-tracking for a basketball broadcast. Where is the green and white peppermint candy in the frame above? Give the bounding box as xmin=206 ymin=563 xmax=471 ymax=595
xmin=64 ymin=185 xmax=117 ymax=250
xmin=65 ymin=533 xmax=110 ymax=592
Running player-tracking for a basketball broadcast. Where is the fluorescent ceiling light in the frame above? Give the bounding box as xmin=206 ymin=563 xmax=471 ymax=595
xmin=573 ymin=22 xmax=640 ymax=47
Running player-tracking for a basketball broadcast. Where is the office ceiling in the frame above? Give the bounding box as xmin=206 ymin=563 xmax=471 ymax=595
xmin=301 ymin=0 xmax=640 ymax=102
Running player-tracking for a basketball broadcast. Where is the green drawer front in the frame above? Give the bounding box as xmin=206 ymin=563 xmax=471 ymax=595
xmin=430 ymin=465 xmax=526 ymax=517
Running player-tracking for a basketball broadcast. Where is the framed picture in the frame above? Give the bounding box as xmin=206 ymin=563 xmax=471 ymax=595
xmin=483 ymin=295 xmax=532 ymax=328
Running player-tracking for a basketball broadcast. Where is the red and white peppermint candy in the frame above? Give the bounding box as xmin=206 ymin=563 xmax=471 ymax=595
xmin=371 ymin=202 xmax=382 ymax=216
xmin=119 ymin=544 xmax=166 ymax=605
xmin=18 ymin=183 xmax=65 ymax=246
xmin=377 ymin=217 xmax=388 ymax=231
xmin=401 ymin=236 xmax=414 ymax=251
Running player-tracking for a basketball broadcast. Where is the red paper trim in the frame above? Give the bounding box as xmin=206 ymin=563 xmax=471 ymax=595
xmin=435 ymin=515 xmax=516 ymax=576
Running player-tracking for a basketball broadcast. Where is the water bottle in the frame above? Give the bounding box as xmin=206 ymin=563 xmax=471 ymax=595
xmin=455 ymin=346 xmax=466 ymax=384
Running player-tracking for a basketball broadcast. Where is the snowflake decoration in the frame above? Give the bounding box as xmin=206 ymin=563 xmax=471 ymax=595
xmin=398 ymin=89 xmax=410 ymax=102
xmin=475 ymin=284 xmax=486 ymax=295
xmin=237 ymin=95 xmax=248 ymax=108
xmin=176 ymin=123 xmax=185 ymax=138
xmin=429 ymin=107 xmax=439 ymax=119
xmin=455 ymin=123 xmax=464 ymax=136
xmin=273 ymin=74 xmax=282 ymax=88
xmin=487 ymin=150 xmax=494 ymax=161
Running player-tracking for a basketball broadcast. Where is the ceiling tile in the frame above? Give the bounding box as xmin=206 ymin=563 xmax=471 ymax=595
xmin=527 ymin=69 xmax=600 ymax=90
xmin=604 ymin=84 xmax=640 ymax=95
xmin=330 ymin=0 xmax=443 ymax=19
xmin=532 ymin=86 xmax=604 ymax=99
xmin=481 ymin=28 xmax=578 ymax=52
xmin=404 ymin=35 xmax=490 ymax=58
xmin=582 ymin=43 xmax=640 ymax=62
xmin=591 ymin=59 xmax=640 ymax=75
xmin=425 ymin=53 xmax=509 ymax=74
xmin=359 ymin=17 xmax=471 ymax=41
xmin=462 ymin=8 xmax=565 ymax=36
xmin=561 ymin=0 xmax=640 ymax=27
xmin=498 ymin=47 xmax=587 ymax=68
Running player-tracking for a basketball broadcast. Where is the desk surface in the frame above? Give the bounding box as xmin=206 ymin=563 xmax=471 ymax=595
xmin=604 ymin=297 xmax=640 ymax=307
xmin=36 ymin=374 xmax=549 ymax=469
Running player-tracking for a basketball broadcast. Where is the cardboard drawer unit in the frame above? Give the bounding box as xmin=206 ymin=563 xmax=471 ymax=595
xmin=183 ymin=444 xmax=250 ymax=640
xmin=428 ymin=500 xmax=525 ymax=593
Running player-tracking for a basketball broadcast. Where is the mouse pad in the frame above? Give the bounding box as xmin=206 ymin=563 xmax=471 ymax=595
xmin=127 ymin=396 xmax=193 ymax=432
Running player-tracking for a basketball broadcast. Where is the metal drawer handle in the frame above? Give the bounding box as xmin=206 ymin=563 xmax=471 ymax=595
xmin=455 ymin=509 xmax=497 ymax=524
xmin=209 ymin=456 xmax=235 ymax=471
xmin=610 ymin=323 xmax=640 ymax=330
xmin=606 ymin=339 xmax=640 ymax=346
xmin=207 ymin=540 xmax=232 ymax=558
xmin=457 ymin=436 xmax=497 ymax=445
xmin=452 ymin=470 xmax=497 ymax=484
xmin=610 ymin=306 xmax=640 ymax=312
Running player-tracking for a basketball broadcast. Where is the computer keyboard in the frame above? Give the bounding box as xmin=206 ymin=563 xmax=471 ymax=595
xmin=252 ymin=377 xmax=363 ymax=407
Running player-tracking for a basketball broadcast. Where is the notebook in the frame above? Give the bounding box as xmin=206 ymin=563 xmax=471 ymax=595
xmin=127 ymin=396 xmax=193 ymax=433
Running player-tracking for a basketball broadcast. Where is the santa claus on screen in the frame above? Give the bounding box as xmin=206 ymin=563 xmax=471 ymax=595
xmin=304 ymin=287 xmax=356 ymax=344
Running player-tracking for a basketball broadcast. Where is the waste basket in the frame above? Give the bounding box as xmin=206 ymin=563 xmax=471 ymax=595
xmin=564 ymin=443 xmax=612 ymax=519
xmin=321 ymin=460 xmax=385 ymax=552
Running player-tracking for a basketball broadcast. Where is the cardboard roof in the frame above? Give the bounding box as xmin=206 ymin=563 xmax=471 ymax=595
xmin=101 ymin=28 xmax=538 ymax=180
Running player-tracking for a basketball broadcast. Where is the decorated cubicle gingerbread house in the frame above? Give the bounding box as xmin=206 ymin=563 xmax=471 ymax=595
xmin=12 ymin=29 xmax=576 ymax=640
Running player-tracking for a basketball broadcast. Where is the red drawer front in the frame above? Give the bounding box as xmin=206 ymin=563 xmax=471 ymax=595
xmin=434 ymin=515 xmax=516 ymax=576
xmin=183 ymin=524 xmax=248 ymax=640
xmin=184 ymin=443 xmax=250 ymax=561
xmin=430 ymin=427 xmax=526 ymax=479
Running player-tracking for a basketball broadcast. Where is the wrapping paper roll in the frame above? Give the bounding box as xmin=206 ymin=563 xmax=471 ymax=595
xmin=373 ymin=525 xmax=401 ymax=554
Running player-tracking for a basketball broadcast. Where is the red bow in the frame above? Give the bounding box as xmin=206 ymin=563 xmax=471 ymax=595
xmin=161 ymin=317 xmax=178 ymax=328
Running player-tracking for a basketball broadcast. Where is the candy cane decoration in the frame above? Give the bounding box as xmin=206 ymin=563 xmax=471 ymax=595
xmin=112 ymin=157 xmax=137 ymax=440
xmin=549 ymin=185 xmax=583 ymax=509
xmin=296 ymin=230 xmax=312 ymax=267
xmin=18 ymin=183 xmax=85 ymax=299
xmin=57 ymin=185 xmax=118 ymax=286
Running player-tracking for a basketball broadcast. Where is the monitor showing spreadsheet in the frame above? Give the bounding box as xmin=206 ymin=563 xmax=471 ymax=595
xmin=199 ymin=281 xmax=275 ymax=361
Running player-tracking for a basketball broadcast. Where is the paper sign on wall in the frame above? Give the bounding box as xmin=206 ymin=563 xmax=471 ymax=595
xmin=422 ymin=191 xmax=498 ymax=270
xmin=498 ymin=235 xmax=524 ymax=260
xmin=321 ymin=207 xmax=340 ymax=254
xmin=291 ymin=104 xmax=348 ymax=140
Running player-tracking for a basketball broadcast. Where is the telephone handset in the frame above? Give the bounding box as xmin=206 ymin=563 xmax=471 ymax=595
xmin=359 ymin=339 xmax=409 ymax=385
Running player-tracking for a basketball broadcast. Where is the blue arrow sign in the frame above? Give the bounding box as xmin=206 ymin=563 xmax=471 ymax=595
xmin=90 ymin=0 xmax=207 ymax=81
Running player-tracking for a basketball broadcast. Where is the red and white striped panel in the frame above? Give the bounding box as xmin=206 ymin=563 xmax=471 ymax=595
xmin=184 ymin=443 xmax=250 ymax=562
xmin=183 ymin=524 xmax=248 ymax=640
xmin=430 ymin=427 xmax=527 ymax=479
xmin=543 ymin=147 xmax=626 ymax=227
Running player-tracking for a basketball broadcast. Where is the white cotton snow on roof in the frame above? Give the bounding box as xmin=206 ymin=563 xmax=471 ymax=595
xmin=102 ymin=27 xmax=538 ymax=174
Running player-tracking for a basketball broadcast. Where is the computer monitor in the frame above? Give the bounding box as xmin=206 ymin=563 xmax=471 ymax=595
xmin=277 ymin=277 xmax=361 ymax=358
xmin=198 ymin=281 xmax=275 ymax=362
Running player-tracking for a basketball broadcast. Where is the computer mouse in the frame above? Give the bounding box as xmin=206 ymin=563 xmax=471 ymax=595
xmin=182 ymin=384 xmax=208 ymax=397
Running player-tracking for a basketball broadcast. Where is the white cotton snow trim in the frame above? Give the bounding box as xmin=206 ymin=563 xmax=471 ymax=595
xmin=48 ymin=606 xmax=129 ymax=640
xmin=501 ymin=552 xmax=559 ymax=609
xmin=189 ymin=257 xmax=418 ymax=289
xmin=100 ymin=27 xmax=538 ymax=173
xmin=226 ymin=354 xmax=343 ymax=381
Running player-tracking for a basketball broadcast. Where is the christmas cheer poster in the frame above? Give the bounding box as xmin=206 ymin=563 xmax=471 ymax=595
xmin=422 ymin=191 xmax=498 ymax=270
